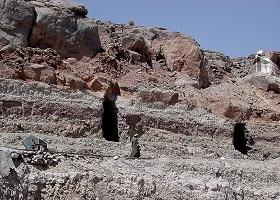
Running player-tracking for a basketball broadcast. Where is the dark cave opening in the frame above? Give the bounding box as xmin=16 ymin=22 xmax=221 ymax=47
xmin=233 ymin=122 xmax=251 ymax=154
xmin=101 ymin=98 xmax=119 ymax=142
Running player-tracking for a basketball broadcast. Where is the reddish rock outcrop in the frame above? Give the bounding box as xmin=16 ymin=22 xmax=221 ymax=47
xmin=56 ymin=72 xmax=87 ymax=90
xmin=267 ymin=51 xmax=280 ymax=67
xmin=87 ymin=77 xmax=106 ymax=92
xmin=151 ymin=33 xmax=203 ymax=75
xmin=22 ymin=64 xmax=57 ymax=84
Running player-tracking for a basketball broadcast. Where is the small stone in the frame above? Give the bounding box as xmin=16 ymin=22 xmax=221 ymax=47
xmin=87 ymin=77 xmax=104 ymax=92
xmin=113 ymin=156 xmax=119 ymax=160
xmin=43 ymin=154 xmax=49 ymax=159
xmin=47 ymin=159 xmax=54 ymax=165
xmin=56 ymin=157 xmax=62 ymax=162
xmin=11 ymin=152 xmax=20 ymax=159
xmin=33 ymin=155 xmax=41 ymax=159
xmin=109 ymin=26 xmax=115 ymax=33
xmin=169 ymin=72 xmax=177 ymax=77
xmin=38 ymin=159 xmax=47 ymax=165
xmin=53 ymin=159 xmax=58 ymax=164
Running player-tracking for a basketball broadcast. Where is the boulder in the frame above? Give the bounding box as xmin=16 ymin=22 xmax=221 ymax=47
xmin=211 ymin=101 xmax=252 ymax=121
xmin=23 ymin=64 xmax=57 ymax=84
xmin=127 ymin=50 xmax=143 ymax=64
xmin=29 ymin=8 xmax=102 ymax=58
xmin=267 ymin=52 xmax=280 ymax=67
xmin=69 ymin=5 xmax=88 ymax=17
xmin=151 ymin=33 xmax=203 ymax=76
xmin=125 ymin=113 xmax=142 ymax=125
xmin=203 ymin=50 xmax=233 ymax=83
xmin=40 ymin=67 xmax=57 ymax=84
xmin=150 ymin=33 xmax=210 ymax=88
xmin=57 ymin=72 xmax=87 ymax=90
xmin=245 ymin=73 xmax=280 ymax=94
xmin=0 ymin=0 xmax=36 ymax=51
xmin=122 ymin=33 xmax=150 ymax=58
xmin=22 ymin=65 xmax=40 ymax=81
xmin=87 ymin=78 xmax=106 ymax=92
xmin=137 ymin=89 xmax=179 ymax=105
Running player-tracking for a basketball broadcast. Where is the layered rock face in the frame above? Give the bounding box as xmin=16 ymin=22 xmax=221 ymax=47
xmin=1 ymin=0 xmax=280 ymax=199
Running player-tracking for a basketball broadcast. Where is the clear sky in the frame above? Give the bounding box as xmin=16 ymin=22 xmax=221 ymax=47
xmin=75 ymin=0 xmax=280 ymax=58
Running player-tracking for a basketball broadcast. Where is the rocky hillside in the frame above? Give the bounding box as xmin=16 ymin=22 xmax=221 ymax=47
xmin=1 ymin=0 xmax=280 ymax=199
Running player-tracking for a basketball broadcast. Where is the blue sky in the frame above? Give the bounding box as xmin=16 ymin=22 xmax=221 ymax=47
xmin=75 ymin=0 xmax=280 ymax=58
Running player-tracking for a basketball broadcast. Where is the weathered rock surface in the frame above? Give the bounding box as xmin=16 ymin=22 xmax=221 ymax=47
xmin=151 ymin=33 xmax=203 ymax=75
xmin=0 ymin=0 xmax=280 ymax=199
xmin=203 ymin=50 xmax=233 ymax=83
xmin=0 ymin=0 xmax=35 ymax=51
xmin=0 ymin=148 xmax=15 ymax=177
xmin=245 ymin=73 xmax=280 ymax=94
xmin=267 ymin=51 xmax=280 ymax=67
xmin=56 ymin=72 xmax=88 ymax=90
xmin=0 ymin=78 xmax=231 ymax=137
xmin=22 ymin=64 xmax=57 ymax=84
xmin=29 ymin=7 xmax=102 ymax=58
xmin=231 ymin=55 xmax=255 ymax=78
xmin=0 ymin=78 xmax=103 ymax=137
xmin=0 ymin=132 xmax=280 ymax=200
xmin=137 ymin=89 xmax=179 ymax=105
xmin=122 ymin=31 xmax=150 ymax=57
xmin=87 ymin=77 xmax=107 ymax=92
xmin=1 ymin=47 xmax=62 ymax=68
xmin=210 ymin=101 xmax=252 ymax=121
xmin=0 ymin=0 xmax=102 ymax=58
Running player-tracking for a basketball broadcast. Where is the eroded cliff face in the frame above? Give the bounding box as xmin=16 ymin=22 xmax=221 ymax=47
xmin=0 ymin=0 xmax=102 ymax=58
xmin=1 ymin=0 xmax=280 ymax=199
